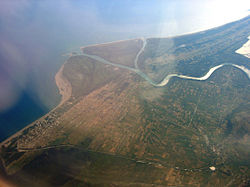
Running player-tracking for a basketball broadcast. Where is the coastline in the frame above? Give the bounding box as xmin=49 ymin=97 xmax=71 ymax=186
xmin=0 ymin=37 xmax=141 ymax=148
xmin=1 ymin=22 xmax=249 ymax=148
xmin=54 ymin=64 xmax=72 ymax=107
xmin=236 ymin=36 xmax=250 ymax=58
xmin=80 ymin=38 xmax=142 ymax=51
xmin=82 ymin=35 xmax=250 ymax=87
xmin=0 ymin=63 xmax=72 ymax=148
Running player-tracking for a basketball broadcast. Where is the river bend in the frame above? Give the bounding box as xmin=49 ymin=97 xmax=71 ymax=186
xmin=82 ymin=38 xmax=250 ymax=87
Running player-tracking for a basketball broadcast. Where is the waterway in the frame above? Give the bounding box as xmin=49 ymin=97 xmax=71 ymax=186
xmin=82 ymin=38 xmax=250 ymax=87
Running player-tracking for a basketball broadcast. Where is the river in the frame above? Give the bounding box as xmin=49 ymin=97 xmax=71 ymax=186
xmin=82 ymin=38 xmax=250 ymax=87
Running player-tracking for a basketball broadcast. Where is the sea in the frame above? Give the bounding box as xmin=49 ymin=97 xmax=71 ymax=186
xmin=0 ymin=0 xmax=248 ymax=142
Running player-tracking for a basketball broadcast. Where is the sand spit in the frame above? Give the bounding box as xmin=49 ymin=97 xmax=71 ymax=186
xmin=80 ymin=38 xmax=142 ymax=51
xmin=55 ymin=64 xmax=72 ymax=107
xmin=236 ymin=36 xmax=250 ymax=58
xmin=1 ymin=34 xmax=249 ymax=147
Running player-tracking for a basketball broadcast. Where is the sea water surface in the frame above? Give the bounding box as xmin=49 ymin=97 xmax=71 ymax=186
xmin=0 ymin=0 xmax=249 ymax=141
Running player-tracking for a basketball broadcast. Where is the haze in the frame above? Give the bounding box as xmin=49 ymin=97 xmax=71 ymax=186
xmin=0 ymin=0 xmax=249 ymax=140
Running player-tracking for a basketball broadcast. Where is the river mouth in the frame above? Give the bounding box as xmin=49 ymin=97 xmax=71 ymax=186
xmin=81 ymin=37 xmax=250 ymax=87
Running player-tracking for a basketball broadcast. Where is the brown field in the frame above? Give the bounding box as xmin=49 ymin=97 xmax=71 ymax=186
xmin=1 ymin=16 xmax=249 ymax=186
xmin=81 ymin=38 xmax=143 ymax=68
xmin=62 ymin=55 xmax=133 ymax=98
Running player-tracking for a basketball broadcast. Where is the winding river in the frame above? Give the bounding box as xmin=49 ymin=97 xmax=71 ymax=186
xmin=82 ymin=38 xmax=250 ymax=87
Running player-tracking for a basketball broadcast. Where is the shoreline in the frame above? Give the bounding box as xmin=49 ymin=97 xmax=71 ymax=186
xmin=80 ymin=38 xmax=142 ymax=51
xmin=1 ymin=20 xmax=249 ymax=148
xmin=0 ymin=63 xmax=72 ymax=148
xmin=81 ymin=15 xmax=250 ymax=51
xmin=54 ymin=64 xmax=72 ymax=107
xmin=236 ymin=36 xmax=250 ymax=58
xmin=82 ymin=35 xmax=250 ymax=87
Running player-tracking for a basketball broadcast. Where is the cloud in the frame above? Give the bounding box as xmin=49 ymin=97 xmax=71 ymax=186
xmin=0 ymin=0 xmax=29 ymax=19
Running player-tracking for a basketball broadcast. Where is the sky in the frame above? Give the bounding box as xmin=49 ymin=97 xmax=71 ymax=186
xmin=0 ymin=0 xmax=249 ymax=139
xmin=0 ymin=0 xmax=250 ymax=40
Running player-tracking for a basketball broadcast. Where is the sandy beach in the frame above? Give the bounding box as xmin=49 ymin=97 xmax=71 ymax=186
xmin=0 ymin=63 xmax=72 ymax=148
xmin=55 ymin=64 xmax=72 ymax=107
xmin=236 ymin=36 xmax=250 ymax=58
xmin=80 ymin=38 xmax=141 ymax=51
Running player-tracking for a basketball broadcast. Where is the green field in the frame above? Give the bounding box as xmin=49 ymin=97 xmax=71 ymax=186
xmin=0 ymin=16 xmax=249 ymax=187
